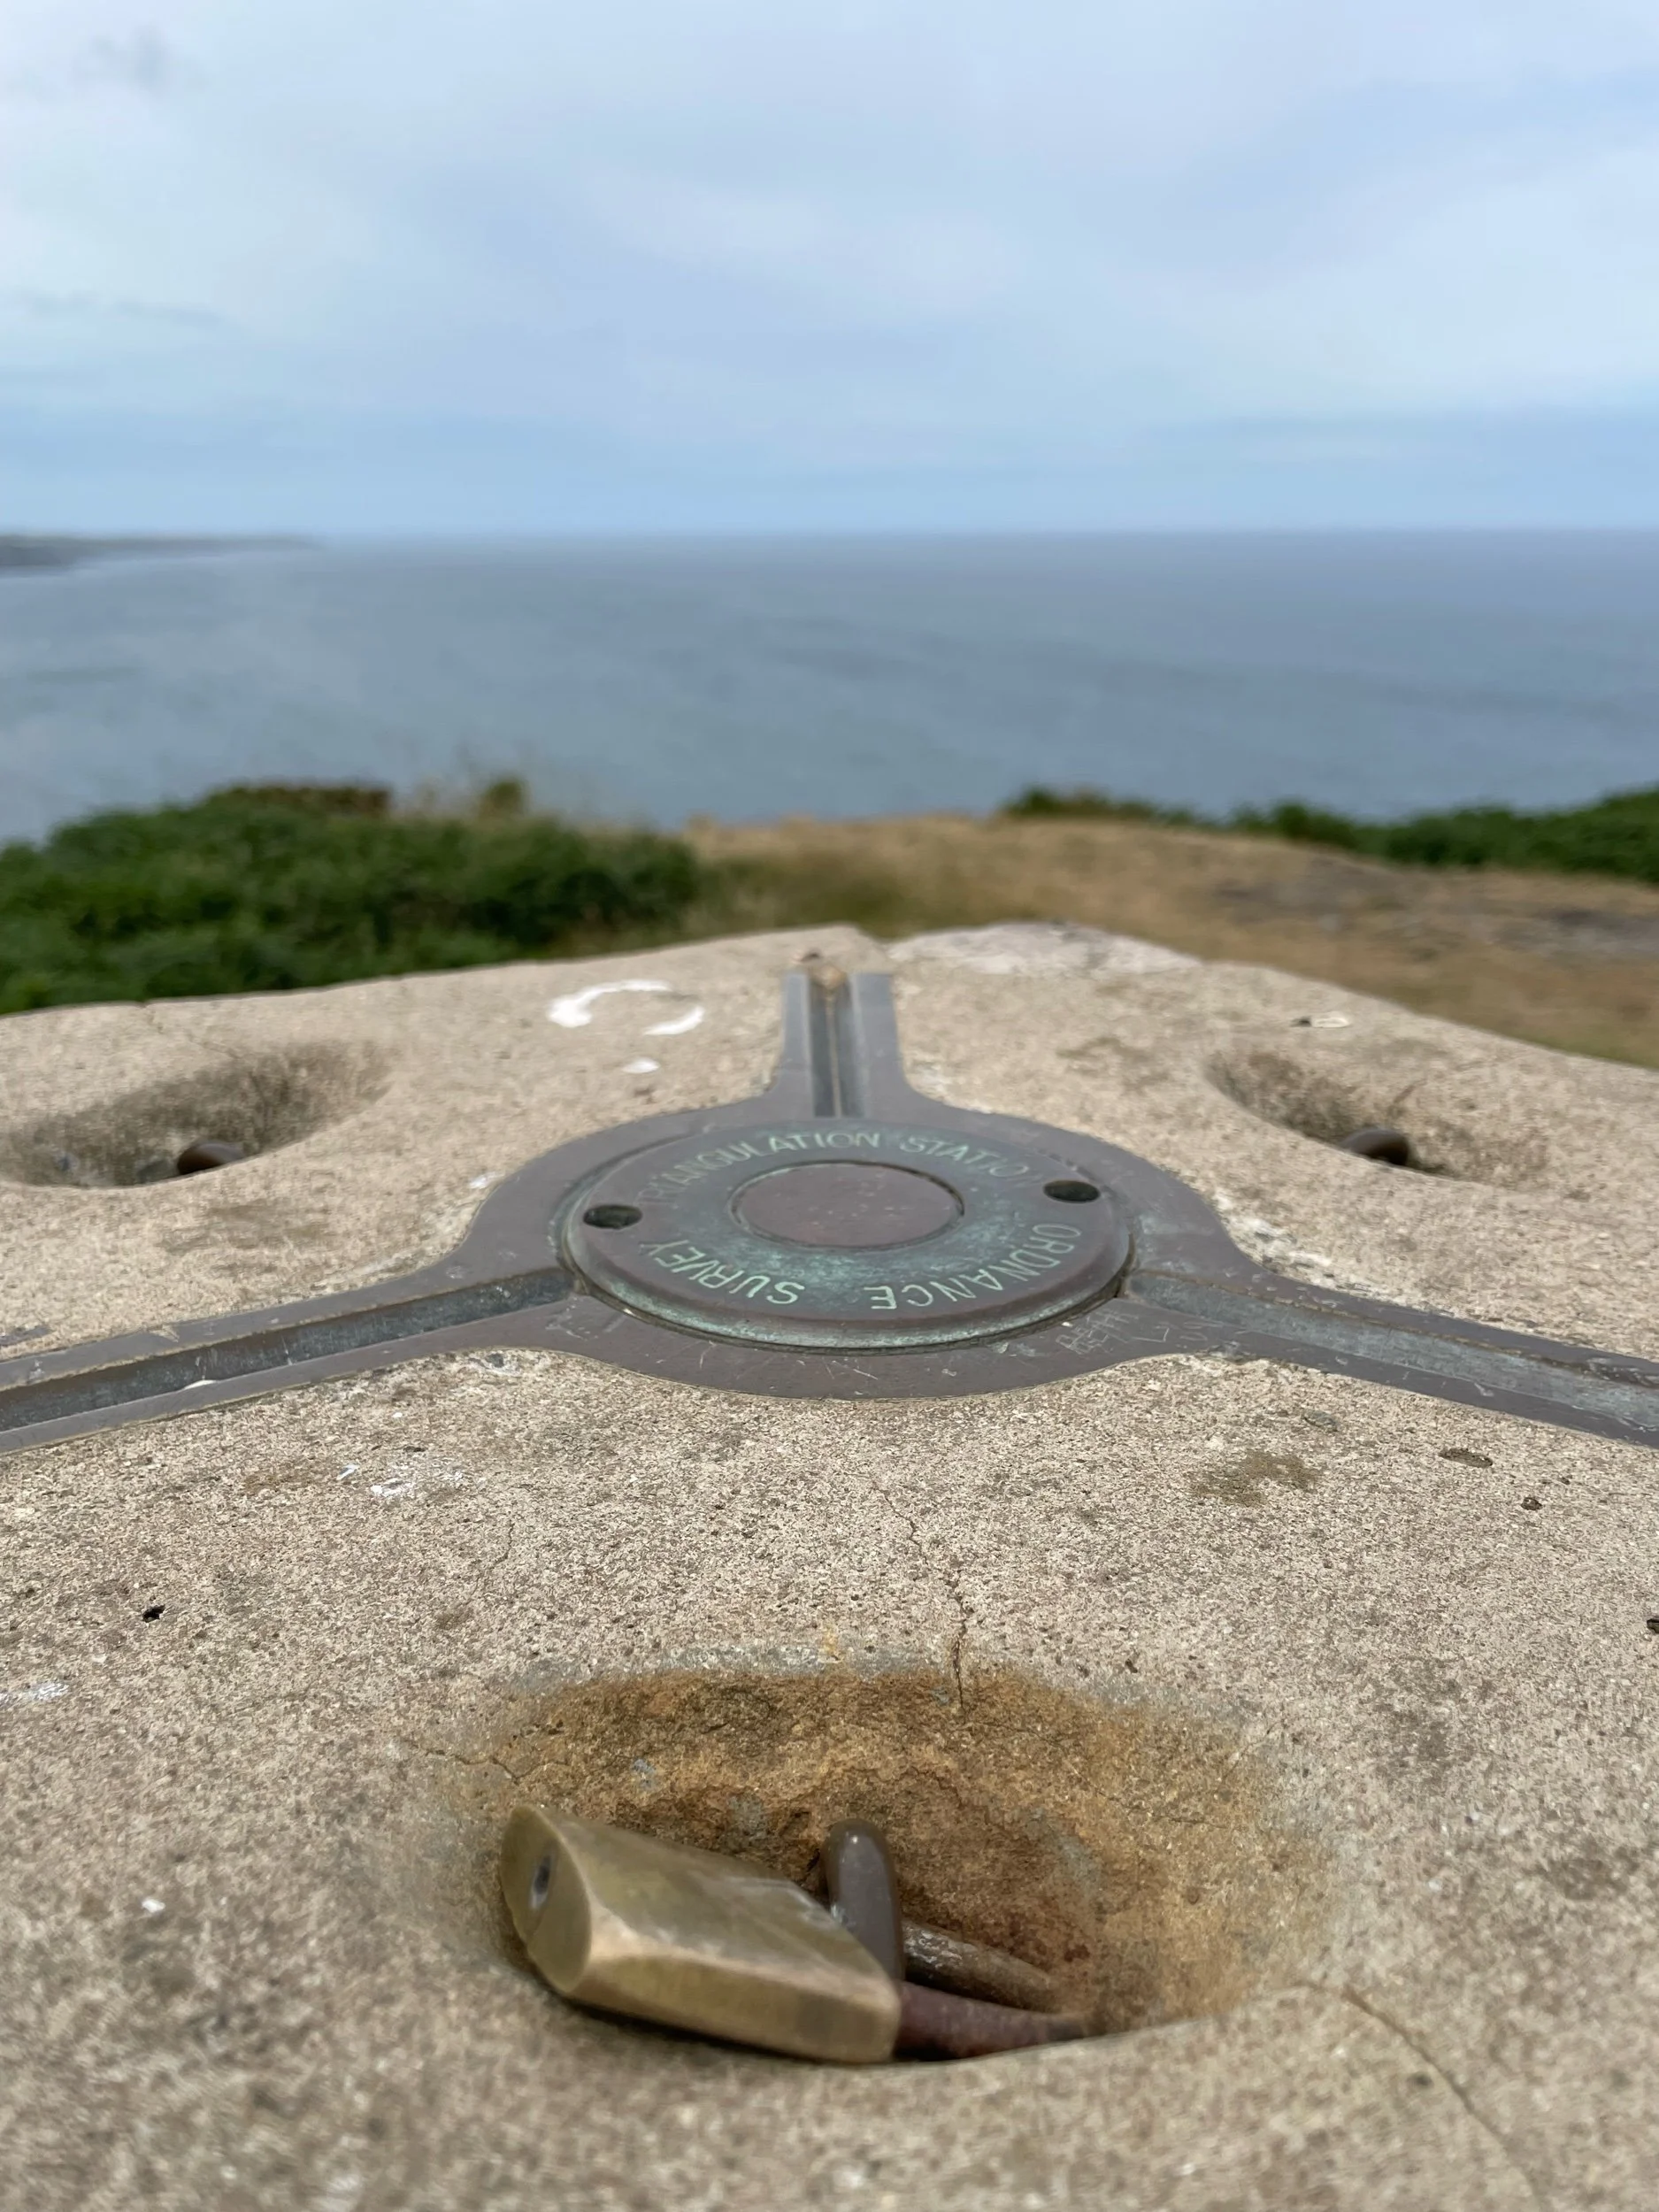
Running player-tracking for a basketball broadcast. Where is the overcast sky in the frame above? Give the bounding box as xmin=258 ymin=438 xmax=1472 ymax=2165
xmin=5 ymin=1 xmax=1659 ymax=530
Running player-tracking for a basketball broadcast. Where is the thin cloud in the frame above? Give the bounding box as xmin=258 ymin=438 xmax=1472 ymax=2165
xmin=73 ymin=26 xmax=180 ymax=96
xmin=4 ymin=0 xmax=1659 ymax=524
xmin=12 ymin=288 xmax=227 ymax=329
xmin=4 ymin=23 xmax=186 ymax=102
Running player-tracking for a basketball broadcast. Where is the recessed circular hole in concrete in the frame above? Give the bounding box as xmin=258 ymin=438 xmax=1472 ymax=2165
xmin=1206 ymin=1046 xmax=1525 ymax=1181
xmin=0 ymin=1043 xmax=388 ymax=1188
xmin=480 ymin=1663 xmax=1331 ymax=2046
xmin=1335 ymin=1125 xmax=1411 ymax=1167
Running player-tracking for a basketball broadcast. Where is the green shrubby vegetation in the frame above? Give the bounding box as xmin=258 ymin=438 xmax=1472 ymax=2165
xmin=1002 ymin=783 xmax=1659 ymax=883
xmin=0 ymin=781 xmax=706 ymax=1014
xmin=3 ymin=775 xmax=1655 ymax=1015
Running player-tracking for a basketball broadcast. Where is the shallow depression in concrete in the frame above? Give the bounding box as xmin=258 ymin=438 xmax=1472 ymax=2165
xmin=1207 ymin=1044 xmax=1549 ymax=1187
xmin=0 ymin=1043 xmax=388 ymax=1187
xmin=478 ymin=1663 xmax=1332 ymax=2039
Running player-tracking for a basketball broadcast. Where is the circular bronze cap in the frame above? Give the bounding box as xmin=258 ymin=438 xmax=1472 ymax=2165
xmin=562 ymin=1119 xmax=1131 ymax=1350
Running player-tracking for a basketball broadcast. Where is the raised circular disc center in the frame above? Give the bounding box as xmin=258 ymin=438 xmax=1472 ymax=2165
xmin=734 ymin=1161 xmax=961 ymax=1249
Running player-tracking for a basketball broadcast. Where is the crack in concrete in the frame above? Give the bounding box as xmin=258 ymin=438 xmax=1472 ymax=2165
xmin=1316 ymin=1981 xmax=1545 ymax=2208
xmin=897 ymin=1504 xmax=972 ymax=1707
xmin=397 ymin=1735 xmax=525 ymax=1787
xmin=472 ymin=1525 xmax=515 ymax=1596
xmin=943 ymin=1564 xmax=971 ymax=1709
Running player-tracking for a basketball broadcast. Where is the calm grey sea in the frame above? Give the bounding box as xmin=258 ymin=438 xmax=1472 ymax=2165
xmin=3 ymin=534 xmax=1655 ymax=843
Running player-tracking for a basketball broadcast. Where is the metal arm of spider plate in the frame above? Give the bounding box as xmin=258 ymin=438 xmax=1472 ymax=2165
xmin=1 ymin=971 xmax=1655 ymax=1457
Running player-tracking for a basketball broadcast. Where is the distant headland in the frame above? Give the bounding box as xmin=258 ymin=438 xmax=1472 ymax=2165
xmin=0 ymin=534 xmax=310 ymax=573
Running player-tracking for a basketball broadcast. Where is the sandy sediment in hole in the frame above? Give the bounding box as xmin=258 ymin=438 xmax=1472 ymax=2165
xmin=479 ymin=1664 xmax=1333 ymax=2035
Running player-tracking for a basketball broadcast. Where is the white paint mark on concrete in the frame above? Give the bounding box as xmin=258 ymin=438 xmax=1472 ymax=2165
xmin=623 ymin=1058 xmax=660 ymax=1075
xmin=548 ymin=979 xmax=705 ymax=1038
xmin=0 ymin=1679 xmax=67 ymax=1707
xmin=549 ymin=979 xmax=671 ymax=1026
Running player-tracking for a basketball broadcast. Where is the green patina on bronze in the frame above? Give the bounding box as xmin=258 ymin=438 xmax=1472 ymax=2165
xmin=561 ymin=1118 xmax=1131 ymax=1351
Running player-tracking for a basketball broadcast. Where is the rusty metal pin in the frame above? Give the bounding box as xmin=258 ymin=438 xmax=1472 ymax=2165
xmin=823 ymin=1821 xmax=905 ymax=1981
xmin=895 ymin=1981 xmax=1089 ymax=2060
xmin=501 ymin=1807 xmax=900 ymax=2063
xmin=902 ymin=1921 xmax=1061 ymax=2014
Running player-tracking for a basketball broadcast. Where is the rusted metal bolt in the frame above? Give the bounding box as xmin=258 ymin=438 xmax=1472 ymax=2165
xmin=895 ymin=1982 xmax=1088 ymax=2059
xmin=1337 ymin=1125 xmax=1411 ymax=1167
xmin=175 ymin=1140 xmax=247 ymax=1175
xmin=822 ymin=1822 xmax=1078 ymax=2052
xmin=902 ymin=1922 xmax=1060 ymax=2014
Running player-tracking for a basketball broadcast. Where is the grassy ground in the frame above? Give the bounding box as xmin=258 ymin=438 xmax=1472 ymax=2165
xmin=692 ymin=812 xmax=1659 ymax=1069
xmin=4 ymin=781 xmax=1656 ymax=1070
xmin=1003 ymin=780 xmax=1659 ymax=883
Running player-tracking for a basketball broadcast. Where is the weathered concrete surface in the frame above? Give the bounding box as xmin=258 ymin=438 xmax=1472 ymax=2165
xmin=3 ymin=925 xmax=1657 ymax=2211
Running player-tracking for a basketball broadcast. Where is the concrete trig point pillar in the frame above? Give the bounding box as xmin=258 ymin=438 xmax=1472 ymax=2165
xmin=2 ymin=922 xmax=1656 ymax=2207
